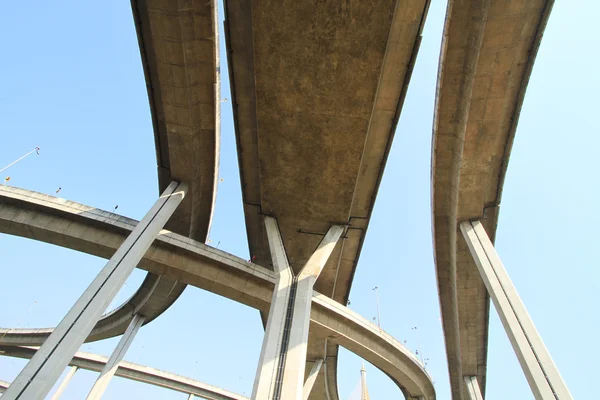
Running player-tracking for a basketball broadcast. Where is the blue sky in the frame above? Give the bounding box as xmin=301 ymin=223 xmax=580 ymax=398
xmin=0 ymin=1 xmax=597 ymax=399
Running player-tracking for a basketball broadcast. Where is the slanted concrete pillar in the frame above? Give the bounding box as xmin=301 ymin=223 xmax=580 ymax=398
xmin=187 ymin=394 xmax=195 ymax=400
xmin=3 ymin=181 xmax=187 ymax=400
xmin=251 ymin=217 xmax=295 ymax=400
xmin=461 ymin=219 xmax=572 ymax=400
xmin=302 ymin=359 xmax=323 ymax=400
xmin=86 ymin=314 xmax=145 ymax=400
xmin=463 ymin=376 xmax=483 ymax=400
xmin=252 ymin=217 xmax=343 ymax=400
xmin=50 ymin=366 xmax=78 ymax=400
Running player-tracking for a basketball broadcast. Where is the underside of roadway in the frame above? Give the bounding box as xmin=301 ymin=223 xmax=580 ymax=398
xmin=0 ymin=187 xmax=435 ymax=399
xmin=432 ymin=1 xmax=553 ymax=399
xmin=0 ymin=0 xmax=220 ymax=345
xmin=224 ymin=1 xmax=430 ymax=398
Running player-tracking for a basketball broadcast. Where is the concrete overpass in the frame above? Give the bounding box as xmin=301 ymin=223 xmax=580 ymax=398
xmin=0 ymin=186 xmax=435 ymax=399
xmin=74 ymin=0 xmax=222 ymax=346
xmin=224 ymin=1 xmax=430 ymax=397
xmin=0 ymin=346 xmax=246 ymax=400
xmin=432 ymin=0 xmax=555 ymax=398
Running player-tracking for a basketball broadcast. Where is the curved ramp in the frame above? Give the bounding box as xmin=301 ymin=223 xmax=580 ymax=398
xmin=0 ymin=345 xmax=246 ymax=400
xmin=0 ymin=187 xmax=435 ymax=399
xmin=50 ymin=0 xmax=224 ymax=345
xmin=431 ymin=0 xmax=553 ymax=398
xmin=224 ymin=1 xmax=430 ymax=397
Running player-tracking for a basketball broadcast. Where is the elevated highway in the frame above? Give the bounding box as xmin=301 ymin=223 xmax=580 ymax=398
xmin=224 ymin=1 xmax=430 ymax=397
xmin=72 ymin=0 xmax=222 ymax=344
xmin=431 ymin=0 xmax=554 ymax=398
xmin=0 ymin=346 xmax=246 ymax=400
xmin=0 ymin=186 xmax=435 ymax=399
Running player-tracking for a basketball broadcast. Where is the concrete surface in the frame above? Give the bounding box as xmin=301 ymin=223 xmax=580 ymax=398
xmin=69 ymin=0 xmax=223 ymax=351
xmin=462 ymin=220 xmax=571 ymax=399
xmin=86 ymin=314 xmax=145 ymax=400
xmin=431 ymin=1 xmax=554 ymax=398
xmin=50 ymin=366 xmax=78 ymax=400
xmin=224 ymin=1 xmax=430 ymax=397
xmin=0 ymin=346 xmax=246 ymax=400
xmin=2 ymin=183 xmax=187 ymax=400
xmin=0 ymin=186 xmax=435 ymax=399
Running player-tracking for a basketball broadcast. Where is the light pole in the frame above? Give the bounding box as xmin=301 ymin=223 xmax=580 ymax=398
xmin=1 ymin=146 xmax=40 ymax=177
xmin=372 ymin=286 xmax=381 ymax=330
xmin=411 ymin=326 xmax=425 ymax=366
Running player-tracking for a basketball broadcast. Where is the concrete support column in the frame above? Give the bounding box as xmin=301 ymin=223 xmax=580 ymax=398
xmin=252 ymin=217 xmax=343 ymax=400
xmin=86 ymin=314 xmax=145 ymax=400
xmin=463 ymin=376 xmax=483 ymax=400
xmin=302 ymin=359 xmax=323 ymax=400
xmin=187 ymin=394 xmax=194 ymax=400
xmin=50 ymin=366 xmax=78 ymax=400
xmin=251 ymin=217 xmax=295 ymax=400
xmin=461 ymin=219 xmax=572 ymax=400
xmin=3 ymin=181 xmax=187 ymax=400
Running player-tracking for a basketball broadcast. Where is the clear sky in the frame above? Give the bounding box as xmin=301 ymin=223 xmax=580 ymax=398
xmin=0 ymin=1 xmax=597 ymax=399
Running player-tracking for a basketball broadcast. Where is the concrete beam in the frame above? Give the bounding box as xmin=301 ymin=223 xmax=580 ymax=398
xmin=302 ymin=359 xmax=323 ymax=400
xmin=461 ymin=220 xmax=571 ymax=400
xmin=86 ymin=314 xmax=145 ymax=400
xmin=463 ymin=376 xmax=483 ymax=400
xmin=50 ymin=366 xmax=78 ymax=400
xmin=0 ymin=187 xmax=435 ymax=399
xmin=3 ymin=181 xmax=187 ymax=400
xmin=0 ymin=346 xmax=246 ymax=400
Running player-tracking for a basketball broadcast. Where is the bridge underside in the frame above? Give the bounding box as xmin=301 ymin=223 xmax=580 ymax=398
xmin=225 ymin=1 xmax=430 ymax=397
xmin=432 ymin=1 xmax=554 ymax=398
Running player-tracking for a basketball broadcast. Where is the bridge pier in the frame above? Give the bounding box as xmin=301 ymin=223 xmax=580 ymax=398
xmin=50 ymin=366 xmax=78 ymax=400
xmin=3 ymin=181 xmax=187 ymax=400
xmin=302 ymin=359 xmax=323 ymax=400
xmin=251 ymin=217 xmax=343 ymax=400
xmin=463 ymin=376 xmax=483 ymax=400
xmin=460 ymin=219 xmax=572 ymax=400
xmin=86 ymin=314 xmax=145 ymax=400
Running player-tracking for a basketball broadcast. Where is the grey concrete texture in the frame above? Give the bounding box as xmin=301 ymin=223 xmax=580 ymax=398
xmin=0 ymin=186 xmax=434 ymax=399
xmin=462 ymin=221 xmax=572 ymax=399
xmin=86 ymin=314 xmax=145 ymax=400
xmin=2 ymin=183 xmax=187 ymax=400
xmin=431 ymin=1 xmax=554 ymax=399
xmin=224 ymin=1 xmax=430 ymax=397
xmin=0 ymin=346 xmax=246 ymax=400
xmin=50 ymin=366 xmax=78 ymax=400
xmin=62 ymin=0 xmax=223 ymax=351
xmin=132 ymin=0 xmax=220 ymax=241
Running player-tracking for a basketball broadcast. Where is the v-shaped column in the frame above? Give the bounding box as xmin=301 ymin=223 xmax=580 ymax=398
xmin=252 ymin=217 xmax=344 ymax=400
xmin=3 ymin=181 xmax=187 ymax=400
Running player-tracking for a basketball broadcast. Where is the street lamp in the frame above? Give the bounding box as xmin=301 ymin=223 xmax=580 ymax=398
xmin=372 ymin=286 xmax=381 ymax=330
xmin=411 ymin=326 xmax=425 ymax=366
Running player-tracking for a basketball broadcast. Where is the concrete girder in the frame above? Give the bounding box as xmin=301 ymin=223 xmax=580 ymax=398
xmin=224 ymin=2 xmax=431 ymax=397
xmin=0 ymin=186 xmax=435 ymax=399
xmin=2 ymin=182 xmax=187 ymax=400
xmin=0 ymin=346 xmax=246 ymax=400
xmin=431 ymin=0 xmax=555 ymax=398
